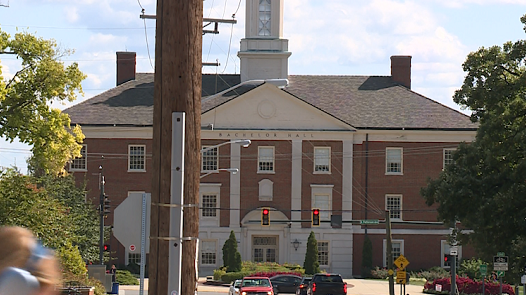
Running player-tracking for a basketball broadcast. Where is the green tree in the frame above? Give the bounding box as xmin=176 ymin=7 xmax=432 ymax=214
xmin=361 ymin=235 xmax=373 ymax=278
xmin=421 ymin=14 xmax=526 ymax=279
xmin=303 ymin=231 xmax=320 ymax=275
xmin=222 ymin=231 xmax=241 ymax=272
xmin=0 ymin=28 xmax=86 ymax=176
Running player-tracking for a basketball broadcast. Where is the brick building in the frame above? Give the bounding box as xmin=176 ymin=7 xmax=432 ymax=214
xmin=64 ymin=0 xmax=477 ymax=277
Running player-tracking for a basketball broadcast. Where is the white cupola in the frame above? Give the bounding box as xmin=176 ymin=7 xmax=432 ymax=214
xmin=238 ymin=0 xmax=291 ymax=82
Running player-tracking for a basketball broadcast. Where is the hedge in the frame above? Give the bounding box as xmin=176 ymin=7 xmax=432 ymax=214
xmin=424 ymin=277 xmax=515 ymax=295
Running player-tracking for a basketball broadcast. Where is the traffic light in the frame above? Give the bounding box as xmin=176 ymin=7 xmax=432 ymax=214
xmin=103 ymin=244 xmax=110 ymax=252
xmin=261 ymin=208 xmax=270 ymax=226
xmin=444 ymin=254 xmax=450 ymax=265
xmin=103 ymin=194 xmax=111 ymax=217
xmin=312 ymin=208 xmax=320 ymax=226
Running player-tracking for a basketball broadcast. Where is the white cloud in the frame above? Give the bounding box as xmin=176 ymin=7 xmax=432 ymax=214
xmin=63 ymin=6 xmax=79 ymax=23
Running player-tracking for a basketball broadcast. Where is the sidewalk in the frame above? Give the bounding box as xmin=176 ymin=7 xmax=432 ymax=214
xmin=119 ymin=278 xmax=427 ymax=294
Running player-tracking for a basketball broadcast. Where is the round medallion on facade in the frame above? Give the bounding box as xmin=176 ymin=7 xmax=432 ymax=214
xmin=257 ymin=100 xmax=277 ymax=119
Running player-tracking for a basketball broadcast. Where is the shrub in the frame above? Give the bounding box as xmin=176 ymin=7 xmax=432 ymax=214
xmin=410 ymin=267 xmax=449 ymax=281
xmin=303 ymin=231 xmax=320 ymax=275
xmin=221 ymin=271 xmax=253 ymax=283
xmin=116 ymin=269 xmax=139 ymax=285
xmin=223 ymin=231 xmax=242 ymax=272
xmin=370 ymin=266 xmax=389 ymax=279
xmin=214 ymin=268 xmax=226 ymax=281
xmin=361 ymin=236 xmax=373 ymax=278
xmin=458 ymin=258 xmax=486 ymax=280
xmin=424 ymin=276 xmax=515 ymax=295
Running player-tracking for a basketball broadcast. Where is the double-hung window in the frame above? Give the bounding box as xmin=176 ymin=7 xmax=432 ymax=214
xmin=128 ymin=145 xmax=145 ymax=171
xmin=258 ymin=146 xmax=274 ymax=173
xmin=201 ymin=194 xmax=217 ymax=217
xmin=202 ymin=146 xmax=218 ymax=172
xmin=386 ymin=195 xmax=402 ymax=220
xmin=386 ymin=147 xmax=403 ymax=174
xmin=443 ymin=148 xmax=456 ymax=169
xmin=317 ymin=241 xmax=329 ymax=266
xmin=314 ymin=147 xmax=331 ymax=173
xmin=383 ymin=239 xmax=404 ymax=267
xmin=70 ymin=144 xmax=87 ymax=171
xmin=258 ymin=0 xmax=271 ymax=36
xmin=200 ymin=240 xmax=217 ymax=265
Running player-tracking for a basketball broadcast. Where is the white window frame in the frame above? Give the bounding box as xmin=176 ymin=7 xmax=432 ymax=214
xmin=201 ymin=194 xmax=218 ymax=218
xmin=258 ymin=0 xmax=271 ymax=36
xmin=382 ymin=239 xmax=404 ymax=267
xmin=443 ymin=148 xmax=456 ymax=169
xmin=314 ymin=147 xmax=331 ymax=174
xmin=199 ymin=183 xmax=221 ymax=226
xmin=311 ymin=184 xmax=334 ymax=226
xmin=441 ymin=240 xmax=462 ymax=268
xmin=386 ymin=147 xmax=403 ymax=175
xmin=69 ymin=144 xmax=87 ymax=171
xmin=200 ymin=240 xmax=217 ymax=266
xmin=386 ymin=194 xmax=402 ymax=220
xmin=258 ymin=146 xmax=275 ymax=173
xmin=317 ymin=241 xmax=329 ymax=266
xmin=128 ymin=144 xmax=146 ymax=172
xmin=202 ymin=146 xmax=218 ymax=172
xmin=128 ymin=253 xmax=141 ymax=265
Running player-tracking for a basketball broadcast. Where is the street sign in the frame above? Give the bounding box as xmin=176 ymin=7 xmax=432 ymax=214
xmin=497 ymin=252 xmax=505 ymax=257
xmin=497 ymin=271 xmax=505 ymax=277
xmin=521 ymin=275 xmax=526 ymax=284
xmin=396 ymin=277 xmax=406 ymax=284
xmin=388 ymin=269 xmax=394 ymax=276
xmin=394 ymin=255 xmax=410 ymax=270
xmin=130 ymin=244 xmax=136 ymax=252
xmin=450 ymin=246 xmax=458 ymax=256
xmin=360 ymin=219 xmax=379 ymax=225
xmin=494 ymin=256 xmax=509 ymax=271
xmin=480 ymin=264 xmax=487 ymax=276
xmin=397 ymin=270 xmax=407 ymax=279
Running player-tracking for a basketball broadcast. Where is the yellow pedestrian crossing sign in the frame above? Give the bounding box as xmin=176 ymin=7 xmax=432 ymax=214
xmin=394 ymin=255 xmax=410 ymax=269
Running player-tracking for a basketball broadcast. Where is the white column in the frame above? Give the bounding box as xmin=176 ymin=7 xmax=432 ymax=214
xmin=230 ymin=143 xmax=241 ymax=227
xmin=342 ymin=140 xmax=353 ymax=229
xmin=291 ymin=140 xmax=302 ymax=228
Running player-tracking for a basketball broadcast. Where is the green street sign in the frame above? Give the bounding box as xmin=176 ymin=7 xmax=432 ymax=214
xmin=497 ymin=252 xmax=505 ymax=257
xmin=480 ymin=265 xmax=487 ymax=276
xmin=360 ymin=219 xmax=379 ymax=225
xmin=497 ymin=271 xmax=505 ymax=277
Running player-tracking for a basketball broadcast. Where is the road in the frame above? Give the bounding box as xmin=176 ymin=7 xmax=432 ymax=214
xmin=117 ymin=279 xmax=427 ymax=295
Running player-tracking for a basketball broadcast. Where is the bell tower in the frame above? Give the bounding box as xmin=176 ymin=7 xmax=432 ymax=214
xmin=238 ymin=0 xmax=291 ymax=82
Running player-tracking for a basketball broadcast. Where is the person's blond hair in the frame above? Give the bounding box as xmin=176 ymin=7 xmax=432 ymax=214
xmin=0 ymin=226 xmax=60 ymax=294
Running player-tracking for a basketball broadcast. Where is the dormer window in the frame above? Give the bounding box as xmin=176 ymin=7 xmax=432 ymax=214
xmin=258 ymin=0 xmax=271 ymax=36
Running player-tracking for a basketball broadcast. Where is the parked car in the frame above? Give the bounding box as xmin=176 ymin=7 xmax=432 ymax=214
xmin=229 ymin=279 xmax=242 ymax=295
xmin=295 ymin=277 xmax=312 ymax=295
xmin=240 ymin=276 xmax=274 ymax=295
xmin=307 ymin=274 xmax=347 ymax=295
xmin=270 ymin=274 xmax=302 ymax=294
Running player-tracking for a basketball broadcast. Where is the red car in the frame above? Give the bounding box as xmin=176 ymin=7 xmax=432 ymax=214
xmin=240 ymin=276 xmax=274 ymax=295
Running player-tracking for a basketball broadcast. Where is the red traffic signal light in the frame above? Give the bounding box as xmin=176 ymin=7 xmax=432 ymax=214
xmin=104 ymin=244 xmax=110 ymax=252
xmin=261 ymin=208 xmax=270 ymax=226
xmin=312 ymin=208 xmax=320 ymax=226
xmin=444 ymin=254 xmax=449 ymax=263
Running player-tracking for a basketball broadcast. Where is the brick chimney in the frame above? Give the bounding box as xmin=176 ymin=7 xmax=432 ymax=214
xmin=390 ymin=55 xmax=411 ymax=89
xmin=116 ymin=51 xmax=136 ymax=86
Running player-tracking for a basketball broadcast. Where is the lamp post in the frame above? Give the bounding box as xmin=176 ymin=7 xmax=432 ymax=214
xmin=200 ymin=139 xmax=251 ymax=153
xmin=200 ymin=168 xmax=239 ymax=179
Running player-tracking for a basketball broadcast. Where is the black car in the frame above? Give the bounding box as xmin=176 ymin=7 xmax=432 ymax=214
xmin=270 ymin=274 xmax=302 ymax=294
xmin=296 ymin=277 xmax=312 ymax=295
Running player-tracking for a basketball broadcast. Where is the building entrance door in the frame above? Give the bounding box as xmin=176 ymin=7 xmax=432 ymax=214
xmin=252 ymin=236 xmax=278 ymax=263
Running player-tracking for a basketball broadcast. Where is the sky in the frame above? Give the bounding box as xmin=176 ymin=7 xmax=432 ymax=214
xmin=0 ymin=0 xmax=526 ymax=173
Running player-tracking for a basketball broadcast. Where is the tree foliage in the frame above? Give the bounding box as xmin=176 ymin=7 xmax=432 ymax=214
xmin=0 ymin=168 xmax=100 ymax=263
xmin=0 ymin=28 xmax=86 ymax=175
xmin=421 ymin=15 xmax=526 ymax=279
xmin=303 ymin=231 xmax=320 ymax=275
xmin=222 ymin=230 xmax=242 ymax=272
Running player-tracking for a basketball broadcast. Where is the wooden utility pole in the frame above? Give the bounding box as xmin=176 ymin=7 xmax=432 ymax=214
xmin=149 ymin=1 xmax=202 ymax=295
